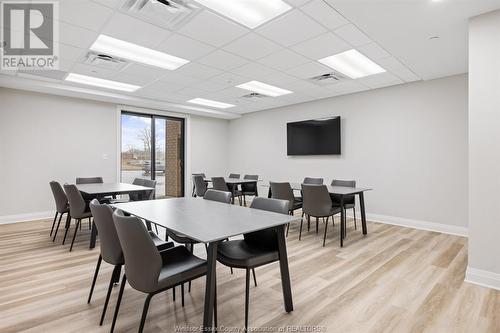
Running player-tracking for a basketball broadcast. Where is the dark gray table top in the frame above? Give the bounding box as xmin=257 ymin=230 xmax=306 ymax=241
xmin=263 ymin=183 xmax=371 ymax=195
xmin=204 ymin=178 xmax=261 ymax=184
xmin=76 ymin=183 xmax=153 ymax=195
xmin=112 ymin=197 xmax=300 ymax=243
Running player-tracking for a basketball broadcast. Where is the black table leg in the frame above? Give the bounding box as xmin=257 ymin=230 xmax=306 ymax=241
xmin=89 ymin=220 xmax=97 ymax=249
xmin=203 ymin=241 xmax=219 ymax=332
xmin=359 ymin=192 xmax=367 ymax=235
xmin=276 ymin=225 xmax=293 ymax=312
xmin=267 ymin=186 xmax=272 ymax=198
xmin=255 ymin=181 xmax=259 ymax=197
xmin=340 ymin=196 xmax=344 ymax=247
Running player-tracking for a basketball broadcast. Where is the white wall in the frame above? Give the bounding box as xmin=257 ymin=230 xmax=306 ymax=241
xmin=228 ymin=75 xmax=468 ymax=234
xmin=0 ymin=88 xmax=229 ymax=221
xmin=466 ymin=10 xmax=500 ymax=290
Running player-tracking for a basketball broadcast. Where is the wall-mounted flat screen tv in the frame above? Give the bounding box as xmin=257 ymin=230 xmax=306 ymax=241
xmin=287 ymin=117 xmax=341 ymax=156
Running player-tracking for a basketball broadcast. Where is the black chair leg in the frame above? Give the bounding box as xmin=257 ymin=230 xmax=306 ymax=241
xmin=52 ymin=213 xmax=63 ymax=242
xmin=154 ymin=224 xmax=159 ymax=234
xmin=323 ymin=216 xmax=329 ymax=247
xmin=230 ymin=267 xmax=234 ymax=275
xmin=286 ymin=223 xmax=290 ymax=237
xmin=252 ymin=268 xmax=257 ymax=287
xmin=299 ymin=219 xmax=303 ymax=241
xmin=110 ymin=274 xmax=127 ymax=333
xmin=173 ymin=286 xmax=176 ymax=301
xmin=69 ymin=219 xmax=80 ymax=251
xmin=62 ymin=214 xmax=71 ymax=244
xmin=353 ymin=208 xmax=357 ymax=230
xmin=88 ymin=217 xmax=92 ymax=230
xmin=307 ymin=215 xmax=311 ymax=232
xmin=316 ymin=217 xmax=319 ymax=234
xmin=100 ymin=265 xmax=119 ymax=325
xmin=214 ymin=274 xmax=218 ymax=329
xmin=88 ymin=255 xmax=102 ymax=303
xmin=138 ymin=294 xmax=153 ymax=333
xmin=245 ymin=268 xmax=250 ymax=330
xmin=181 ymin=284 xmax=185 ymax=307
xmin=50 ymin=212 xmax=58 ymax=236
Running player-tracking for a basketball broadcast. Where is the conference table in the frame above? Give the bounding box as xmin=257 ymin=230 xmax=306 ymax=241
xmin=266 ymin=183 xmax=372 ymax=247
xmin=112 ymin=197 xmax=299 ymax=332
xmin=76 ymin=182 xmax=154 ymax=249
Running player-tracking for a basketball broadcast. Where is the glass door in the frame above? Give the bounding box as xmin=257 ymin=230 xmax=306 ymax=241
xmin=121 ymin=112 xmax=184 ymax=198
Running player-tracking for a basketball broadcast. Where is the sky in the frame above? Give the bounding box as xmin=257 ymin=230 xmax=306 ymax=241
xmin=121 ymin=114 xmax=165 ymax=152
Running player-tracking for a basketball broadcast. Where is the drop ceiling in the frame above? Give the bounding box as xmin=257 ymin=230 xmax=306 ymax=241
xmin=1 ymin=0 xmax=499 ymax=119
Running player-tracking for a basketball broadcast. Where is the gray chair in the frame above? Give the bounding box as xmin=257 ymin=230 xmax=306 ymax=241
xmin=301 ymin=184 xmax=341 ymax=246
xmin=193 ymin=175 xmax=208 ymax=197
xmin=303 ymin=177 xmax=324 ymax=185
xmin=63 ymin=184 xmax=93 ymax=251
xmin=76 ymin=177 xmax=103 ymax=184
xmin=331 ymin=179 xmax=357 ymax=230
xmin=112 ymin=210 xmax=210 ymax=333
xmin=88 ymin=199 xmax=172 ymax=332
xmin=129 ymin=178 xmax=156 ymax=201
xmin=228 ymin=173 xmax=240 ymax=179
xmin=269 ymin=182 xmax=303 ymax=237
xmin=191 ymin=173 xmax=206 ymax=196
xmin=241 ymin=174 xmax=259 ymax=206
xmin=212 ymin=177 xmax=243 ymax=205
xmin=49 ymin=181 xmax=70 ymax=242
xmin=217 ymin=197 xmax=289 ymax=330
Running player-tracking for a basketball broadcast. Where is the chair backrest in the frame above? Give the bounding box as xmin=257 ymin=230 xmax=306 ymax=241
xmin=132 ymin=178 xmax=145 ymax=186
xmin=49 ymin=181 xmax=68 ymax=213
xmin=113 ymin=210 xmax=162 ymax=293
xmin=141 ymin=179 xmax=156 ymax=200
xmin=192 ymin=173 xmax=206 ymax=178
xmin=203 ymin=189 xmax=232 ymax=204
xmin=303 ymin=177 xmax=324 ymax=185
xmin=269 ymin=182 xmax=294 ymax=211
xmin=63 ymin=184 xmax=87 ymax=218
xmin=244 ymin=197 xmax=289 ymax=250
xmin=228 ymin=173 xmax=240 ymax=179
xmin=76 ymin=177 xmax=103 ymax=184
xmin=331 ymin=179 xmax=356 ymax=188
xmin=301 ymin=184 xmax=333 ymax=217
xmin=211 ymin=177 xmax=228 ymax=192
xmin=89 ymin=199 xmax=123 ymax=265
xmin=331 ymin=179 xmax=356 ymax=204
xmin=193 ymin=175 xmax=208 ymax=197
xmin=241 ymin=174 xmax=258 ymax=193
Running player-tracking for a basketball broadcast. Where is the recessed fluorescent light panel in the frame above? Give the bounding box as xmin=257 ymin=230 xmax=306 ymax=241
xmin=236 ymin=80 xmax=293 ymax=97
xmin=90 ymin=35 xmax=189 ymax=70
xmin=188 ymin=98 xmax=235 ymax=109
xmin=65 ymin=73 xmax=140 ymax=92
xmin=194 ymin=0 xmax=291 ymax=29
xmin=319 ymin=49 xmax=386 ymax=79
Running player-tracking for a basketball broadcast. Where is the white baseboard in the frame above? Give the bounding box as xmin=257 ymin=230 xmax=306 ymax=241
xmin=465 ymin=266 xmax=500 ymax=291
xmin=346 ymin=211 xmax=468 ymax=237
xmin=0 ymin=211 xmax=53 ymax=225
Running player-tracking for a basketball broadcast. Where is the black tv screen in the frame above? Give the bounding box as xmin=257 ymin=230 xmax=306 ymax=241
xmin=287 ymin=117 xmax=341 ymax=155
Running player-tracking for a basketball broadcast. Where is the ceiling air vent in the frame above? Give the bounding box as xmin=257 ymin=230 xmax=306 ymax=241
xmin=309 ymin=71 xmax=350 ymax=86
xmin=121 ymin=0 xmax=200 ymax=29
xmin=242 ymin=92 xmax=267 ymax=99
xmin=83 ymin=52 xmax=128 ymax=71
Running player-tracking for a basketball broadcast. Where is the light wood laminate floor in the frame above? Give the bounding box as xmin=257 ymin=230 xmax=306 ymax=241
xmin=1 ymin=215 xmax=499 ymax=333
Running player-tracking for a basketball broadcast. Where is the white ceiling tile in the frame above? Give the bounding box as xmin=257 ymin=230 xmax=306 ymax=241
xmin=114 ymin=63 xmax=168 ymax=83
xmin=110 ymin=72 xmax=154 ymax=86
xmin=359 ymin=72 xmax=403 ymax=89
xmin=376 ymin=56 xmax=407 ymax=72
xmin=291 ymin=33 xmax=351 ymax=60
xmin=175 ymin=62 xmax=223 ymax=80
xmin=286 ymin=0 xmax=313 ymax=6
xmin=300 ymin=0 xmax=349 ymax=30
xmin=198 ymin=50 xmax=248 ymax=70
xmin=176 ymin=86 xmax=214 ymax=98
xmin=256 ymin=10 xmax=326 ymax=47
xmin=160 ymin=72 xmax=201 ymax=86
xmin=223 ymin=33 xmax=282 ymax=60
xmin=71 ymin=63 xmax=116 ymax=79
xmin=140 ymin=80 xmax=187 ymax=95
xmin=257 ymin=49 xmax=309 ymax=71
xmin=101 ymin=13 xmax=171 ymax=48
xmin=59 ymin=22 xmax=97 ymax=50
xmin=391 ymin=67 xmax=421 ymax=82
xmin=59 ymin=44 xmax=86 ymax=62
xmin=209 ymin=72 xmax=250 ymax=88
xmin=217 ymin=87 xmax=250 ymax=98
xmin=325 ymin=81 xmax=369 ymax=94
xmin=357 ymin=43 xmax=391 ymax=60
xmin=90 ymin=0 xmax=121 ymax=9
xmin=334 ymin=24 xmax=372 ymax=47
xmin=156 ymin=34 xmax=215 ymax=61
xmin=231 ymin=63 xmax=282 ymax=80
xmin=59 ymin=0 xmax=114 ymax=31
xmin=260 ymin=72 xmax=299 ymax=86
xmin=191 ymin=80 xmax=227 ymax=92
xmin=287 ymin=61 xmax=331 ymax=79
xmin=178 ymin=11 xmax=248 ymax=47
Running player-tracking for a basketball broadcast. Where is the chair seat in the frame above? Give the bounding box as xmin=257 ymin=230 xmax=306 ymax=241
xmin=291 ymin=199 xmax=303 ymax=211
xmin=157 ymin=246 xmax=207 ymax=288
xmin=217 ymin=239 xmax=278 ymax=269
xmin=242 ymin=191 xmax=257 ymax=196
xmin=148 ymin=231 xmax=174 ymax=251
